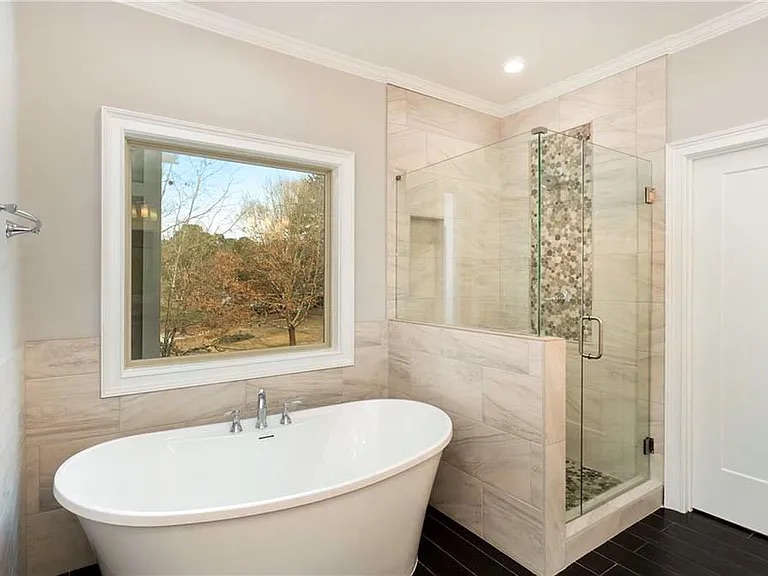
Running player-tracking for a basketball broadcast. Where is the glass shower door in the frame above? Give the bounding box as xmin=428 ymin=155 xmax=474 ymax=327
xmin=577 ymin=143 xmax=653 ymax=515
xmin=531 ymin=128 xmax=653 ymax=518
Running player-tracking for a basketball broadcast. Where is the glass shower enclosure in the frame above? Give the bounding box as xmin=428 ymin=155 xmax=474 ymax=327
xmin=395 ymin=127 xmax=653 ymax=519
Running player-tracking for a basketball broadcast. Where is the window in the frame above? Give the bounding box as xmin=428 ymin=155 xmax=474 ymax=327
xmin=101 ymin=108 xmax=355 ymax=397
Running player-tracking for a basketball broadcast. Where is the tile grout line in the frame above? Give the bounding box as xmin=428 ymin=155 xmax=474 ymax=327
xmin=575 ymin=554 xmax=617 ymax=576
xmin=427 ymin=510 xmax=524 ymax=575
xmin=667 ymin=520 xmax=768 ymax=565
xmin=417 ymin=562 xmax=436 ymax=576
xmin=423 ymin=534 xmax=482 ymax=576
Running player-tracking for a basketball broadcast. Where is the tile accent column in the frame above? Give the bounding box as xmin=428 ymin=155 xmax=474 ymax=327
xmin=502 ymin=58 xmax=667 ymax=483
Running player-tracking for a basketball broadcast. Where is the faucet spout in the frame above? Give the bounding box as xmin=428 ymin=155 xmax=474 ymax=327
xmin=256 ymin=389 xmax=268 ymax=429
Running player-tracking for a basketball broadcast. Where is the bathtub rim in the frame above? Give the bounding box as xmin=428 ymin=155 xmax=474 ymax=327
xmin=53 ymin=398 xmax=452 ymax=528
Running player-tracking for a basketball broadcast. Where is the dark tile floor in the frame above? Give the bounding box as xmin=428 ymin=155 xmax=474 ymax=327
xmin=60 ymin=506 xmax=768 ymax=576
xmin=420 ymin=506 xmax=768 ymax=576
xmin=58 ymin=566 xmax=101 ymax=576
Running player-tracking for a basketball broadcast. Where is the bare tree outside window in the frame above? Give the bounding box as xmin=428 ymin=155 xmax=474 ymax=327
xmin=242 ymin=174 xmax=326 ymax=346
xmin=129 ymin=144 xmax=327 ymax=362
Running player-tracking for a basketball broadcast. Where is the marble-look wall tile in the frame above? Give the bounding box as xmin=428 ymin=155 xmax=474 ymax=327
xmin=386 ymin=85 xmax=501 ymax=324
xmin=341 ymin=345 xmax=387 ymax=402
xmin=595 ymin=302 xmax=638 ymax=352
xmin=410 ymin=351 xmax=483 ymax=420
xmin=483 ymin=485 xmax=545 ymax=574
xmin=559 ymin=69 xmax=637 ymax=130
xmin=24 ymin=447 xmax=40 ymax=516
xmin=355 ymin=321 xmax=386 ymax=348
xmin=502 ymin=99 xmax=559 ymax=138
xmin=636 ymin=57 xmax=666 ymax=106
xmin=426 ymin=133 xmax=481 ymax=166
xmin=388 ymin=355 xmax=411 ymax=399
xmin=458 ymin=106 xmax=501 ymax=145
xmin=592 ymin=108 xmax=637 ymax=156
xmin=648 ymin=148 xmax=666 ymax=198
xmin=454 ymin=218 xmax=501 ymax=260
xmin=530 ymin=442 xmax=544 ymax=511
xmin=444 ymin=413 xmax=533 ymax=504
xmin=25 ymin=373 xmax=119 ymax=447
xmin=119 ymin=381 xmax=246 ymax=433
xmin=637 ymin=98 xmax=666 ymax=157
xmin=406 ymin=90 xmax=461 ymax=137
xmin=25 ymin=338 xmax=99 ymax=380
xmin=388 ymin=127 xmax=427 ymax=172
xmin=37 ymin=433 xmax=121 ymax=512
xmin=441 ymin=328 xmax=530 ymax=374
xmin=388 ymin=320 xmax=442 ymax=360
xmin=544 ymin=441 xmax=566 ymax=576
xmin=482 ymin=366 xmax=542 ymax=442
xmin=26 ymin=509 xmax=94 ymax=576
xmin=246 ymin=368 xmax=344 ymax=413
xmin=565 ymin=483 xmax=662 ymax=565
xmin=387 ymin=84 xmax=407 ymax=129
xmin=594 ymin=254 xmax=639 ymax=303
xmin=543 ymin=339 xmax=566 ymax=445
xmin=593 ymin=205 xmax=639 ymax=255
xmin=430 ymin=461 xmax=483 ymax=537
xmin=592 ymin=155 xmax=640 ymax=210
xmin=565 ymin=508 xmax=621 ymax=566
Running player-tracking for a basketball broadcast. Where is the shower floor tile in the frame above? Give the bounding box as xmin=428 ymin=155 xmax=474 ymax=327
xmin=566 ymin=458 xmax=623 ymax=512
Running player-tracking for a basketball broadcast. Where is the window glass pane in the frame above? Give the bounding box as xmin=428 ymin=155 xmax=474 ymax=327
xmin=128 ymin=143 xmax=327 ymax=361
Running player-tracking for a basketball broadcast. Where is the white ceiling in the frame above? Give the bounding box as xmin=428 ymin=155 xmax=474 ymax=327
xmin=196 ymin=2 xmax=742 ymax=105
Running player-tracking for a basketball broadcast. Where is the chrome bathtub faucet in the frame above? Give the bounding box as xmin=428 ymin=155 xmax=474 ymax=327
xmin=256 ymin=388 xmax=268 ymax=429
xmin=280 ymin=399 xmax=303 ymax=425
xmin=225 ymin=409 xmax=243 ymax=434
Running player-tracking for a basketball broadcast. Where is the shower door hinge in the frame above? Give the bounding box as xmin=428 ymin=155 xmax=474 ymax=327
xmin=644 ymin=187 xmax=656 ymax=204
xmin=643 ymin=436 xmax=655 ymax=455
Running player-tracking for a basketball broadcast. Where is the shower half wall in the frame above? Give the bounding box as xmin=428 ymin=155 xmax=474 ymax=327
xmin=392 ymin=124 xmax=655 ymax=573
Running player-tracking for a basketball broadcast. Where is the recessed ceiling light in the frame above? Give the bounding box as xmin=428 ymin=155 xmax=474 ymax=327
xmin=504 ymin=58 xmax=525 ymax=74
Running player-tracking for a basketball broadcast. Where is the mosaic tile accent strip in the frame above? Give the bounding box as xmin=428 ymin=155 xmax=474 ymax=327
xmin=529 ymin=124 xmax=593 ymax=340
xmin=565 ymin=458 xmax=622 ymax=512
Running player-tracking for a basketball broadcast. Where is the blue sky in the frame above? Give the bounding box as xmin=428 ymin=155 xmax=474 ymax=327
xmin=162 ymin=151 xmax=311 ymax=238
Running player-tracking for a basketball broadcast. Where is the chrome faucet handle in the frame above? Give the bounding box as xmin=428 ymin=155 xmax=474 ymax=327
xmin=224 ymin=409 xmax=243 ymax=434
xmin=280 ymin=399 xmax=304 ymax=425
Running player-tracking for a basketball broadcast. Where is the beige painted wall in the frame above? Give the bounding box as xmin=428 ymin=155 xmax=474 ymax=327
xmin=0 ymin=3 xmax=23 ymax=575
xmin=17 ymin=2 xmax=387 ymax=342
xmin=668 ymin=17 xmax=768 ymax=141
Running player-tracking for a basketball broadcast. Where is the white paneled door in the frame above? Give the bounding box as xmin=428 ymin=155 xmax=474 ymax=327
xmin=691 ymin=143 xmax=768 ymax=535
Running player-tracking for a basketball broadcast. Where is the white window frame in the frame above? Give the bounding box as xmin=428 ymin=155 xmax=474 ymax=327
xmin=101 ymin=107 xmax=355 ymax=398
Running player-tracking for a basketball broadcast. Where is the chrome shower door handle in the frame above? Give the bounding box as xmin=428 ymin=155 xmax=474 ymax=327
xmin=579 ymin=315 xmax=604 ymax=360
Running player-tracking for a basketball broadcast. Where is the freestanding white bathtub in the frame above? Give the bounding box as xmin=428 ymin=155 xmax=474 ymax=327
xmin=54 ymin=398 xmax=452 ymax=576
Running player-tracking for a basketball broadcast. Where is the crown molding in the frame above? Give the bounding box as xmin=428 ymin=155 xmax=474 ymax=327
xmin=116 ymin=0 xmax=505 ymax=116
xmin=384 ymin=68 xmax=506 ymax=117
xmin=500 ymin=1 xmax=768 ymax=117
xmin=119 ymin=0 xmax=768 ymax=120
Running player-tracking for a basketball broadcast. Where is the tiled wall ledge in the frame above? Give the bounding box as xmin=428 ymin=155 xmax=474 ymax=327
xmin=23 ymin=321 xmax=388 ymax=576
xmin=565 ymin=480 xmax=663 ymax=566
xmin=389 ymin=319 xmax=566 ymax=576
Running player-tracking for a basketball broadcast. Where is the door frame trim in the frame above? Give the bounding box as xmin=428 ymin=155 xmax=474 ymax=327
xmin=665 ymin=119 xmax=768 ymax=512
